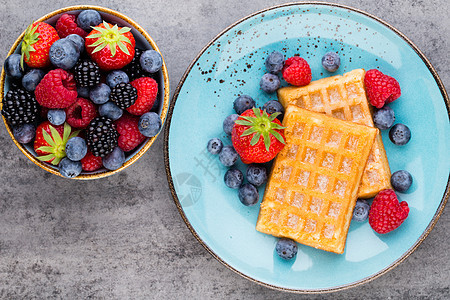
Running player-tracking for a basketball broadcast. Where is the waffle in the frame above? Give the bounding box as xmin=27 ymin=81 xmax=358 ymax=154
xmin=277 ymin=69 xmax=391 ymax=198
xmin=256 ymin=105 xmax=378 ymax=254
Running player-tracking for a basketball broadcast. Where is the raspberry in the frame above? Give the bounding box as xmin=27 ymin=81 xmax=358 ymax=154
xmin=55 ymin=13 xmax=88 ymax=38
xmin=35 ymin=69 xmax=78 ymax=109
xmin=364 ymin=69 xmax=401 ymax=108
xmin=115 ymin=113 xmax=146 ymax=152
xmin=369 ymin=189 xmax=409 ymax=234
xmin=127 ymin=77 xmax=158 ymax=115
xmin=65 ymin=98 xmax=98 ymax=128
xmin=282 ymin=56 xmax=312 ymax=86
xmin=80 ymin=149 xmax=103 ymax=171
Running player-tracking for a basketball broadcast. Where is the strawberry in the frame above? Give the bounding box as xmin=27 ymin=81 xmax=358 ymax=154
xmin=369 ymin=189 xmax=409 ymax=234
xmin=364 ymin=69 xmax=401 ymax=108
xmin=21 ymin=22 xmax=59 ymax=69
xmin=34 ymin=122 xmax=79 ymax=165
xmin=127 ymin=77 xmax=158 ymax=115
xmin=80 ymin=149 xmax=103 ymax=172
xmin=85 ymin=21 xmax=135 ymax=71
xmin=115 ymin=113 xmax=146 ymax=152
xmin=232 ymin=108 xmax=285 ymax=164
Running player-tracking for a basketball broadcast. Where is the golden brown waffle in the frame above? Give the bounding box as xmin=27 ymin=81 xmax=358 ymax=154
xmin=256 ymin=105 xmax=378 ymax=254
xmin=277 ymin=69 xmax=391 ymax=198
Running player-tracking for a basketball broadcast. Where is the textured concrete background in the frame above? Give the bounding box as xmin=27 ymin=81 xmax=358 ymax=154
xmin=0 ymin=0 xmax=448 ymax=299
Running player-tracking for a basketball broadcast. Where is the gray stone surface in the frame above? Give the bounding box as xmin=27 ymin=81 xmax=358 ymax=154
xmin=0 ymin=0 xmax=448 ymax=298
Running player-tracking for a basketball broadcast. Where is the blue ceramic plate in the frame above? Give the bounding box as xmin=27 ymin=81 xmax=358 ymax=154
xmin=164 ymin=2 xmax=449 ymax=292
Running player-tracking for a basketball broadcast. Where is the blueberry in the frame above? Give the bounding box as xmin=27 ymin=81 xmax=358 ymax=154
xmin=77 ymin=86 xmax=90 ymax=98
xmin=207 ymin=138 xmax=223 ymax=155
xmin=223 ymin=114 xmax=239 ymax=135
xmin=391 ymin=170 xmax=413 ymax=193
xmin=247 ymin=164 xmax=267 ymax=186
xmin=275 ymin=238 xmax=298 ymax=260
xmin=389 ymin=123 xmax=411 ymax=145
xmin=47 ymin=109 xmax=66 ymax=126
xmin=4 ymin=54 xmax=24 ymax=79
xmin=106 ymin=70 xmax=129 ymax=88
xmin=373 ymin=106 xmax=395 ymax=130
xmin=103 ymin=147 xmax=125 ymax=170
xmin=49 ymin=38 xmax=80 ymax=70
xmin=22 ymin=69 xmax=45 ymax=92
xmin=262 ymin=100 xmax=284 ymax=121
xmin=321 ymin=52 xmax=341 ymax=72
xmin=233 ymin=95 xmax=255 ymax=115
xmin=89 ymin=83 xmax=111 ymax=104
xmin=265 ymin=51 xmax=284 ymax=74
xmin=219 ymin=145 xmax=238 ymax=167
xmin=12 ymin=123 xmax=35 ymax=144
xmin=65 ymin=137 xmax=88 ymax=161
xmin=99 ymin=102 xmax=123 ymax=121
xmin=260 ymin=73 xmax=280 ymax=94
xmin=138 ymin=112 xmax=162 ymax=137
xmin=66 ymin=34 xmax=85 ymax=53
xmin=352 ymin=199 xmax=370 ymax=222
xmin=140 ymin=50 xmax=163 ymax=73
xmin=77 ymin=10 xmax=102 ymax=31
xmin=238 ymin=183 xmax=259 ymax=206
xmin=59 ymin=158 xmax=82 ymax=178
xmin=224 ymin=168 xmax=244 ymax=189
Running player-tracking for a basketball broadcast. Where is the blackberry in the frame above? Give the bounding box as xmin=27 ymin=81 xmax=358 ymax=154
xmin=110 ymin=82 xmax=137 ymax=109
xmin=1 ymin=88 xmax=39 ymax=126
xmin=74 ymin=60 xmax=101 ymax=87
xmin=123 ymin=48 xmax=152 ymax=80
xmin=85 ymin=117 xmax=119 ymax=157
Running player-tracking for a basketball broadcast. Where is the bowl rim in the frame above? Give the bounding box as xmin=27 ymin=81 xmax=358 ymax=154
xmin=0 ymin=5 xmax=170 ymax=180
xmin=163 ymin=0 xmax=449 ymax=294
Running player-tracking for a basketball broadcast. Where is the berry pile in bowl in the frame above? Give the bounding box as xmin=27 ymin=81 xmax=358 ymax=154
xmin=0 ymin=5 xmax=170 ymax=179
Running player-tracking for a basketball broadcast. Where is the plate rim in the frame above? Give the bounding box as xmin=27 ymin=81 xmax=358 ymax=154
xmin=163 ymin=1 xmax=450 ymax=293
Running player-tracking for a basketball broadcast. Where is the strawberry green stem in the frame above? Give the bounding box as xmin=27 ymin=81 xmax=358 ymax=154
xmin=235 ymin=107 xmax=285 ymax=151
xmin=87 ymin=21 xmax=132 ymax=57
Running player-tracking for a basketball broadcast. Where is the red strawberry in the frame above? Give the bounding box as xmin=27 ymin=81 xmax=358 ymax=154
xmin=369 ymin=189 xmax=409 ymax=234
xmin=35 ymin=69 xmax=78 ymax=109
xmin=232 ymin=108 xmax=285 ymax=164
xmin=81 ymin=149 xmax=103 ymax=171
xmin=34 ymin=121 xmax=79 ymax=165
xmin=127 ymin=77 xmax=158 ymax=115
xmin=115 ymin=113 xmax=146 ymax=152
xmin=85 ymin=21 xmax=135 ymax=70
xmin=55 ymin=13 xmax=88 ymax=38
xmin=21 ymin=22 xmax=59 ymax=68
xmin=282 ymin=56 xmax=312 ymax=86
xmin=65 ymin=98 xmax=98 ymax=128
xmin=364 ymin=69 xmax=401 ymax=108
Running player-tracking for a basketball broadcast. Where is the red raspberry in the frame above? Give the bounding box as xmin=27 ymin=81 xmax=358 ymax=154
xmin=35 ymin=69 xmax=78 ymax=109
xmin=364 ymin=69 xmax=401 ymax=108
xmin=127 ymin=77 xmax=158 ymax=115
xmin=81 ymin=149 xmax=103 ymax=172
xmin=369 ymin=189 xmax=409 ymax=234
xmin=282 ymin=56 xmax=312 ymax=86
xmin=55 ymin=13 xmax=88 ymax=38
xmin=65 ymin=98 xmax=98 ymax=128
xmin=115 ymin=113 xmax=146 ymax=152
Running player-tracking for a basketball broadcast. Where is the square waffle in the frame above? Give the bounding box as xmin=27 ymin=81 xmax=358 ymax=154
xmin=277 ymin=69 xmax=391 ymax=198
xmin=256 ymin=105 xmax=378 ymax=254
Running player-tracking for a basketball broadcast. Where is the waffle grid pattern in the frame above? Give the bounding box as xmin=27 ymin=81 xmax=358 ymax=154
xmin=256 ymin=106 xmax=377 ymax=253
xmin=277 ymin=69 xmax=391 ymax=198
